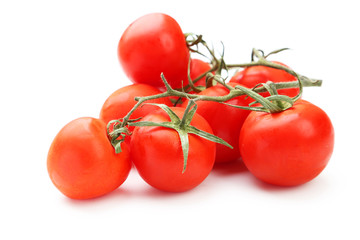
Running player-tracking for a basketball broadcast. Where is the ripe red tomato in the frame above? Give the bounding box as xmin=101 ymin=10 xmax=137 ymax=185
xmin=118 ymin=13 xmax=190 ymax=90
xmin=100 ymin=83 xmax=172 ymax=137
xmin=239 ymin=100 xmax=334 ymax=186
xmin=130 ymin=107 xmax=216 ymax=192
xmin=47 ymin=117 xmax=131 ymax=199
xmin=230 ymin=61 xmax=299 ymax=98
xmin=182 ymin=82 xmax=252 ymax=163
xmin=189 ymin=58 xmax=212 ymax=88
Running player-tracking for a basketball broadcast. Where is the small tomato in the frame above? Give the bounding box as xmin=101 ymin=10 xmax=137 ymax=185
xmin=100 ymin=83 xmax=172 ymax=123
xmin=130 ymin=107 xmax=216 ymax=192
xmin=118 ymin=13 xmax=190 ymax=90
xmin=47 ymin=117 xmax=131 ymax=199
xmin=239 ymin=100 xmax=334 ymax=186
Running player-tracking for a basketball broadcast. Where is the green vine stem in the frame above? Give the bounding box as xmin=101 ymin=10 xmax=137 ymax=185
xmin=108 ymin=69 xmax=310 ymax=170
xmin=183 ymin=34 xmax=321 ymax=93
xmin=118 ymin=69 xmax=320 ymax=129
xmin=108 ymin=39 xmax=324 ymax=169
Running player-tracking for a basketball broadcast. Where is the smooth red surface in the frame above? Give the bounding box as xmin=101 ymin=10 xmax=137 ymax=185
xmin=47 ymin=117 xmax=131 ymax=199
xmin=118 ymin=13 xmax=190 ymax=89
xmin=189 ymin=58 xmax=212 ymax=88
xmin=239 ymin=100 xmax=334 ymax=186
xmin=130 ymin=107 xmax=216 ymax=192
xmin=100 ymin=83 xmax=172 ymax=126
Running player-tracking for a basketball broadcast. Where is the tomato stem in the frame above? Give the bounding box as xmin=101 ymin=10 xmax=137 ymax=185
xmin=119 ymin=73 xmax=319 ymax=129
xmin=184 ymin=37 xmax=322 ymax=92
xmin=186 ymin=57 xmax=205 ymax=93
xmin=108 ymin=44 xmax=323 ymax=154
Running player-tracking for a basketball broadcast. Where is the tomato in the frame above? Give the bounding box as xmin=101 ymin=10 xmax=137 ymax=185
xmin=239 ymin=100 xmax=334 ymax=186
xmin=118 ymin=13 xmax=190 ymax=90
xmin=130 ymin=107 xmax=216 ymax=192
xmin=189 ymin=58 xmax=212 ymax=89
xmin=47 ymin=117 xmax=131 ymax=199
xmin=181 ymin=82 xmax=252 ymax=163
xmin=100 ymin=83 xmax=172 ymax=140
xmin=230 ymin=61 xmax=299 ymax=98
xmin=100 ymin=83 xmax=173 ymax=123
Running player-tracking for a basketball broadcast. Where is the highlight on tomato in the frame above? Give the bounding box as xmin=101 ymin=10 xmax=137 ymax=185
xmin=239 ymin=99 xmax=334 ymax=186
xmin=47 ymin=117 xmax=132 ymax=199
xmin=118 ymin=13 xmax=190 ymax=90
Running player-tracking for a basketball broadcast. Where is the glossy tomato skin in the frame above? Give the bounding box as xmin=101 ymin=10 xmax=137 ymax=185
xmin=100 ymin=83 xmax=172 ymax=126
xmin=47 ymin=117 xmax=131 ymax=199
xmin=182 ymin=82 xmax=252 ymax=163
xmin=230 ymin=61 xmax=299 ymax=98
xmin=239 ymin=100 xmax=334 ymax=186
xmin=130 ymin=107 xmax=216 ymax=192
xmin=118 ymin=13 xmax=190 ymax=90
xmin=190 ymin=59 xmax=212 ymax=88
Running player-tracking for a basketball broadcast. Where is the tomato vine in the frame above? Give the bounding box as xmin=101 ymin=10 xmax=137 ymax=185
xmin=107 ymin=38 xmax=323 ymax=173
xmin=48 ymin=13 xmax=334 ymax=198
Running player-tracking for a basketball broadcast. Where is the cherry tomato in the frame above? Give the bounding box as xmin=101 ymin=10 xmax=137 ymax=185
xmin=100 ymin=83 xmax=172 ymax=127
xmin=118 ymin=13 xmax=190 ymax=90
xmin=230 ymin=61 xmax=299 ymax=98
xmin=130 ymin=107 xmax=216 ymax=192
xmin=47 ymin=117 xmax=131 ymax=199
xmin=239 ymin=100 xmax=334 ymax=186
xmin=182 ymin=82 xmax=252 ymax=163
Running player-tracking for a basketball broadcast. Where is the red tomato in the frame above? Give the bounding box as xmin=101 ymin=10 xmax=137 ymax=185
xmin=230 ymin=61 xmax=299 ymax=98
xmin=118 ymin=13 xmax=190 ymax=90
xmin=190 ymin=58 xmax=212 ymax=88
xmin=239 ymin=100 xmax=334 ymax=186
xmin=130 ymin=107 xmax=216 ymax=192
xmin=182 ymin=82 xmax=252 ymax=163
xmin=47 ymin=117 xmax=131 ymax=199
xmin=100 ymin=83 xmax=172 ymax=135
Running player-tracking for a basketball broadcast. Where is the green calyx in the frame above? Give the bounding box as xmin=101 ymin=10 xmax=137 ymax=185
xmin=128 ymin=101 xmax=232 ymax=173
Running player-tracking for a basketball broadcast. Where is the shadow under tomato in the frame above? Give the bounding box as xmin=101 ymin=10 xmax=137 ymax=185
xmin=138 ymin=187 xmax=194 ymax=199
xmin=64 ymin=187 xmax=133 ymax=206
xmin=211 ymin=159 xmax=249 ymax=176
xmin=250 ymin=176 xmax=310 ymax=193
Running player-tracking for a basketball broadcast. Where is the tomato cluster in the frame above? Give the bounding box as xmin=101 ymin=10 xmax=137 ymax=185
xmin=47 ymin=13 xmax=334 ymax=199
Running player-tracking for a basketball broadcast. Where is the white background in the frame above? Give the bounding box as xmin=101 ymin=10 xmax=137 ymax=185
xmin=1 ymin=0 xmax=359 ymax=239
